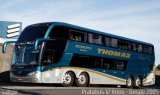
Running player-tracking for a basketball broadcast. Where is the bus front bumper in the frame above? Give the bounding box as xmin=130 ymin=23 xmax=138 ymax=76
xmin=10 ymin=72 xmax=42 ymax=83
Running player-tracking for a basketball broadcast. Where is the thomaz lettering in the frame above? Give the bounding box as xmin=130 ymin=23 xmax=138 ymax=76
xmin=98 ymin=48 xmax=131 ymax=58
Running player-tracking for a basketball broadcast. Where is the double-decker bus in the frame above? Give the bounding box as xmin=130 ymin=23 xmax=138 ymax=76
xmin=2 ymin=22 xmax=155 ymax=88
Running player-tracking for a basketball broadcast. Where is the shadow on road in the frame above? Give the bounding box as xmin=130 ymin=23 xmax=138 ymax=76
xmin=0 ymin=75 xmax=160 ymax=88
xmin=0 ymin=71 xmax=10 ymax=82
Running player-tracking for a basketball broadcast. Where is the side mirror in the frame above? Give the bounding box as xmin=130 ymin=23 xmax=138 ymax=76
xmin=2 ymin=41 xmax=16 ymax=53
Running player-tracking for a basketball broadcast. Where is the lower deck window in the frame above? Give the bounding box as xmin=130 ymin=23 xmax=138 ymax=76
xmin=41 ymin=49 xmax=62 ymax=65
xmin=70 ymin=54 xmax=127 ymax=71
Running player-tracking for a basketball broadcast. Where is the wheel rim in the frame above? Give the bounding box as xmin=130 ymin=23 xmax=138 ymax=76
xmin=63 ymin=74 xmax=72 ymax=84
xmin=135 ymin=78 xmax=141 ymax=87
xmin=78 ymin=74 xmax=86 ymax=84
xmin=127 ymin=78 xmax=132 ymax=87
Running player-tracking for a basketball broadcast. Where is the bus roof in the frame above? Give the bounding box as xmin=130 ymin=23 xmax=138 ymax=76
xmin=33 ymin=22 xmax=154 ymax=46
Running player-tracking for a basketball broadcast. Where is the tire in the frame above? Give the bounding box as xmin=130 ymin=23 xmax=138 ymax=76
xmin=126 ymin=75 xmax=134 ymax=88
xmin=62 ymin=71 xmax=75 ymax=87
xmin=134 ymin=76 xmax=142 ymax=88
xmin=76 ymin=72 xmax=89 ymax=87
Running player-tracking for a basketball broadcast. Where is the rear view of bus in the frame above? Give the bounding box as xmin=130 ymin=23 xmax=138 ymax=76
xmin=2 ymin=22 xmax=155 ymax=88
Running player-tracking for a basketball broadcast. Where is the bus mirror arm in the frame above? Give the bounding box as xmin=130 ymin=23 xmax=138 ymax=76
xmin=34 ymin=38 xmax=55 ymax=50
xmin=2 ymin=41 xmax=16 ymax=53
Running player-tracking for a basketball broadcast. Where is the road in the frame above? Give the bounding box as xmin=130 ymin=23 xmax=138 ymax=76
xmin=0 ymin=83 xmax=160 ymax=95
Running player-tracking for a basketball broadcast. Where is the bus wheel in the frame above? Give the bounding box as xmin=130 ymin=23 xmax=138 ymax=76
xmin=126 ymin=75 xmax=134 ymax=88
xmin=76 ymin=72 xmax=89 ymax=87
xmin=62 ymin=71 xmax=75 ymax=87
xmin=134 ymin=76 xmax=142 ymax=88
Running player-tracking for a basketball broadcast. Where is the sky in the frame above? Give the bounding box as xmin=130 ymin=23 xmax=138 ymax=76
xmin=0 ymin=0 xmax=160 ymax=65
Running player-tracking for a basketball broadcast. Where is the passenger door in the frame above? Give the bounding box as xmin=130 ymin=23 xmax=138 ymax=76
xmin=41 ymin=45 xmax=54 ymax=83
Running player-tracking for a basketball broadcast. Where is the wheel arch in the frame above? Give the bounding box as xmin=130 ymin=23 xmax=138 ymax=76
xmin=126 ymin=74 xmax=134 ymax=80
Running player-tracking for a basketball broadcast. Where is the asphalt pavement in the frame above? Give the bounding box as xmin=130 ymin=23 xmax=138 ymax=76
xmin=0 ymin=83 xmax=160 ymax=95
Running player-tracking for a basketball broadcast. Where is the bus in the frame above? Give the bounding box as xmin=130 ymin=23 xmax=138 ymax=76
xmin=2 ymin=22 xmax=155 ymax=88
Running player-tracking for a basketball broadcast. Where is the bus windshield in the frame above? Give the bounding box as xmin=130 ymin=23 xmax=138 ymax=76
xmin=12 ymin=46 xmax=39 ymax=65
xmin=17 ymin=24 xmax=51 ymax=43
xmin=12 ymin=38 xmax=67 ymax=66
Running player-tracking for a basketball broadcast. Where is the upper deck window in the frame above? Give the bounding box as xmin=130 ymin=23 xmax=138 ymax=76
xmin=143 ymin=46 xmax=149 ymax=54
xmin=111 ymin=38 xmax=118 ymax=48
xmin=119 ymin=40 xmax=131 ymax=50
xmin=105 ymin=37 xmax=118 ymax=48
xmin=148 ymin=46 xmax=153 ymax=54
xmin=49 ymin=26 xmax=68 ymax=39
xmin=137 ymin=44 xmax=143 ymax=53
xmin=70 ymin=30 xmax=86 ymax=42
xmin=105 ymin=37 xmax=111 ymax=46
xmin=131 ymin=43 xmax=137 ymax=51
xmin=18 ymin=24 xmax=50 ymax=42
xmin=88 ymin=33 xmax=103 ymax=45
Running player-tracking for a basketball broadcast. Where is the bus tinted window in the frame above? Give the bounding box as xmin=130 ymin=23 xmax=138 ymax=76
xmin=116 ymin=60 xmax=126 ymax=70
xmin=88 ymin=33 xmax=94 ymax=43
xmin=149 ymin=47 xmax=153 ymax=54
xmin=104 ymin=37 xmax=118 ymax=48
xmin=70 ymin=54 xmax=127 ymax=70
xmin=131 ymin=43 xmax=137 ymax=51
xmin=70 ymin=55 xmax=103 ymax=68
xmin=41 ymin=50 xmax=62 ymax=65
xmin=70 ymin=30 xmax=86 ymax=42
xmin=70 ymin=55 xmax=93 ymax=67
xmin=143 ymin=46 xmax=149 ymax=54
xmin=88 ymin=33 xmax=103 ymax=45
xmin=119 ymin=40 xmax=132 ymax=51
xmin=137 ymin=44 xmax=143 ymax=53
xmin=18 ymin=25 xmax=50 ymax=42
xmin=105 ymin=37 xmax=111 ymax=46
xmin=103 ymin=58 xmax=116 ymax=70
xmin=103 ymin=58 xmax=127 ymax=71
xmin=111 ymin=38 xmax=118 ymax=48
xmin=49 ymin=26 xmax=68 ymax=39
xmin=42 ymin=49 xmax=53 ymax=64
xmin=119 ymin=40 xmax=131 ymax=50
xmin=44 ymin=39 xmax=67 ymax=51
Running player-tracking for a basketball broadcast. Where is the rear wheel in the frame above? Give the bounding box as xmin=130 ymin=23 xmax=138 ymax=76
xmin=134 ymin=76 xmax=142 ymax=88
xmin=126 ymin=75 xmax=134 ymax=88
xmin=62 ymin=72 xmax=75 ymax=87
xmin=76 ymin=72 xmax=89 ymax=87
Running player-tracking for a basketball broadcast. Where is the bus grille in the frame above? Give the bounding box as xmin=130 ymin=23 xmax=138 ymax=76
xmin=11 ymin=70 xmax=32 ymax=76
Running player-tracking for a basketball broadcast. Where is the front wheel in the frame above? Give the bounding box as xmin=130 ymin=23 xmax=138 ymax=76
xmin=62 ymin=72 xmax=75 ymax=87
xmin=76 ymin=72 xmax=89 ymax=87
